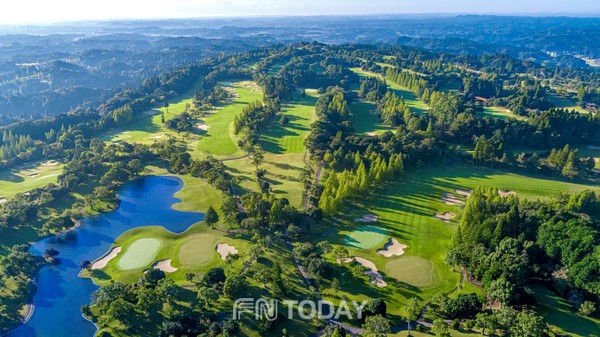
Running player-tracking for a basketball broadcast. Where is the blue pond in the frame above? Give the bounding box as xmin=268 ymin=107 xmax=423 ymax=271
xmin=6 ymin=176 xmax=204 ymax=337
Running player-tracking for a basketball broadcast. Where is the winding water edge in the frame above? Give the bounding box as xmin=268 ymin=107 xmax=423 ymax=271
xmin=4 ymin=176 xmax=204 ymax=337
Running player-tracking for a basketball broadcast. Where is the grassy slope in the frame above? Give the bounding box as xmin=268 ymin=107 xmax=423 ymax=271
xmin=533 ymin=285 xmax=600 ymax=337
xmin=481 ymin=106 xmax=527 ymax=121
xmin=348 ymin=67 xmax=428 ymax=135
xmin=312 ymin=163 xmax=599 ymax=324
xmin=547 ymin=92 xmax=589 ymax=114
xmin=0 ymin=161 xmax=63 ymax=201
xmin=226 ymin=90 xmax=318 ymax=207
xmin=196 ymin=81 xmax=262 ymax=158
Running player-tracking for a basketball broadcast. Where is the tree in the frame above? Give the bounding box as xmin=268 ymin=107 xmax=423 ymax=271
xmin=487 ymin=278 xmax=514 ymax=307
xmin=254 ymin=268 xmax=273 ymax=288
xmin=432 ymin=319 xmax=451 ymax=337
xmin=80 ymin=260 xmax=92 ymax=270
xmin=510 ymin=311 xmax=546 ymax=337
xmin=332 ymin=246 xmax=349 ymax=264
xmin=362 ymin=314 xmax=391 ymax=337
xmin=475 ymin=312 xmax=498 ymax=336
xmin=250 ymin=146 xmax=264 ymax=171
xmin=202 ymin=267 xmax=226 ymax=286
xmin=223 ymin=274 xmax=248 ymax=298
xmin=107 ymin=298 xmax=136 ymax=325
xmin=205 ymin=206 xmax=219 ymax=229
xmin=405 ymin=297 xmax=420 ymax=336
xmin=578 ymin=301 xmax=596 ymax=316
xmin=331 ymin=278 xmax=340 ymax=294
xmin=197 ymin=286 xmax=220 ymax=307
xmin=144 ymin=269 xmax=166 ymax=286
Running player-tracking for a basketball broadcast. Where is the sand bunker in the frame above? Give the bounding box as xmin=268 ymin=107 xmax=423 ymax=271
xmin=441 ymin=193 xmax=465 ymax=206
xmin=338 ymin=257 xmax=387 ymax=287
xmin=0 ymin=198 xmax=7 ymax=204
xmin=377 ymin=239 xmax=407 ymax=257
xmin=144 ymin=110 xmax=159 ymax=116
xmin=366 ymin=132 xmax=377 ymax=137
xmin=498 ymin=190 xmax=517 ymax=197
xmin=434 ymin=212 xmax=456 ymax=222
xmin=455 ymin=189 xmax=472 ymax=198
xmin=153 ymin=259 xmax=177 ymax=273
xmin=28 ymin=173 xmax=39 ymax=178
xmin=354 ymin=214 xmax=378 ymax=223
xmin=91 ymin=247 xmax=121 ymax=270
xmin=216 ymin=243 xmax=238 ymax=260
xmin=148 ymin=135 xmax=163 ymax=139
xmin=196 ymin=124 xmax=209 ymax=131
xmin=41 ymin=161 xmax=59 ymax=167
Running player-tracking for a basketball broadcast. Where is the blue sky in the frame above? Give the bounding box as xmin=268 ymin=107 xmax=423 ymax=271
xmin=2 ymin=0 xmax=599 ymax=24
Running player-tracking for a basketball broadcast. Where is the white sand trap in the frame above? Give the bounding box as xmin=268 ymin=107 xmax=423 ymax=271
xmin=455 ymin=189 xmax=472 ymax=198
xmin=441 ymin=193 xmax=465 ymax=206
xmin=586 ymin=145 xmax=600 ymax=150
xmin=498 ymin=190 xmax=517 ymax=197
xmin=366 ymin=132 xmax=377 ymax=136
xmin=196 ymin=124 xmax=209 ymax=131
xmin=149 ymin=135 xmax=163 ymax=139
xmin=377 ymin=239 xmax=407 ymax=257
xmin=144 ymin=110 xmax=159 ymax=116
xmin=153 ymin=259 xmax=177 ymax=273
xmin=91 ymin=247 xmax=121 ymax=270
xmin=28 ymin=173 xmax=39 ymax=178
xmin=433 ymin=212 xmax=456 ymax=223
xmin=0 ymin=198 xmax=7 ymax=204
xmin=354 ymin=214 xmax=378 ymax=223
xmin=41 ymin=160 xmax=59 ymax=166
xmin=216 ymin=243 xmax=238 ymax=260
xmin=338 ymin=257 xmax=387 ymax=287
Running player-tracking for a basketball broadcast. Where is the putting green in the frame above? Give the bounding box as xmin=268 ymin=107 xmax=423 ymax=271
xmin=385 ymin=256 xmax=435 ymax=287
xmin=117 ymin=238 xmax=163 ymax=270
xmin=177 ymin=234 xmax=217 ymax=266
xmin=343 ymin=225 xmax=388 ymax=249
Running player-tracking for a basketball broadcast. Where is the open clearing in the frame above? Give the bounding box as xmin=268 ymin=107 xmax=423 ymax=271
xmin=481 ymin=106 xmax=526 ymax=120
xmin=385 ymin=256 xmax=435 ymax=287
xmin=533 ymin=285 xmax=600 ymax=337
xmin=117 ymin=238 xmax=163 ymax=270
xmin=177 ymin=233 xmax=218 ymax=266
xmin=197 ymin=81 xmax=263 ymax=157
xmin=0 ymin=161 xmax=64 ymax=200
xmin=548 ymin=92 xmax=589 ymax=113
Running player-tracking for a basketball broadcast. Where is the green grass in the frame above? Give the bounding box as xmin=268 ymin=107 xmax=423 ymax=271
xmin=343 ymin=225 xmax=389 ymax=249
xmin=349 ymin=100 xmax=394 ymax=135
xmin=196 ymin=81 xmax=262 ymax=158
xmin=548 ymin=93 xmax=589 ymax=113
xmin=117 ymin=238 xmax=163 ymax=270
xmin=260 ymin=90 xmax=317 ymax=154
xmin=533 ymin=285 xmax=600 ymax=337
xmin=312 ymin=163 xmax=599 ymax=324
xmin=385 ymin=256 xmax=435 ymax=287
xmin=0 ymin=161 xmax=63 ymax=201
xmin=481 ymin=106 xmax=526 ymax=120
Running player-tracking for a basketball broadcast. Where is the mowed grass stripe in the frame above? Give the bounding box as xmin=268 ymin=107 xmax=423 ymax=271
xmin=198 ymin=81 xmax=263 ymax=156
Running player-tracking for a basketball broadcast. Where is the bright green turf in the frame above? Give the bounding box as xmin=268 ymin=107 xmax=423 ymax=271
xmin=0 ymin=161 xmax=63 ymax=200
xmin=260 ymin=90 xmax=317 ymax=154
xmin=177 ymin=233 xmax=219 ymax=266
xmin=481 ymin=106 xmax=526 ymax=120
xmin=548 ymin=92 xmax=589 ymax=113
xmin=349 ymin=100 xmax=394 ymax=135
xmin=196 ymin=81 xmax=262 ymax=157
xmin=533 ymin=285 xmax=600 ymax=337
xmin=385 ymin=256 xmax=435 ymax=287
xmin=313 ymin=163 xmax=599 ymax=322
xmin=117 ymin=238 xmax=163 ymax=270
xmin=343 ymin=225 xmax=389 ymax=249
